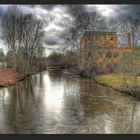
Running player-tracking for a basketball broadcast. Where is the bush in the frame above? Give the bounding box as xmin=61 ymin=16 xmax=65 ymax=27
xmin=47 ymin=52 xmax=63 ymax=65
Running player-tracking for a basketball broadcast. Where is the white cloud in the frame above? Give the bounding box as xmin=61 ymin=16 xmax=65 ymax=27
xmin=87 ymin=5 xmax=115 ymax=17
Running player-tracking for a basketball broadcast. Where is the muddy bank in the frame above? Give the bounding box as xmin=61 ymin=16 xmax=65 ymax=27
xmin=0 ymin=68 xmax=47 ymax=88
xmin=0 ymin=68 xmax=18 ymax=87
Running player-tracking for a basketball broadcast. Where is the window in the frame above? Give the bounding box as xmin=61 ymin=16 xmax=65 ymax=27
xmin=106 ymin=52 xmax=112 ymax=58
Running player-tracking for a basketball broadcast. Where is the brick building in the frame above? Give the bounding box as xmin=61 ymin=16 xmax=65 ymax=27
xmin=79 ymin=30 xmax=132 ymax=74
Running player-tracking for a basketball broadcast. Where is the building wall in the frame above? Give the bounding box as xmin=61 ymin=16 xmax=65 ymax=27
xmin=79 ymin=31 xmax=132 ymax=73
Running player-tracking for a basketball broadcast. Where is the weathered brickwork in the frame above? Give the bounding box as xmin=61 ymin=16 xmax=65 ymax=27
xmin=79 ymin=31 xmax=132 ymax=73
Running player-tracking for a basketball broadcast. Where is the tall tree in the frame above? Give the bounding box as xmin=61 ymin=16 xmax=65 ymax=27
xmin=62 ymin=9 xmax=107 ymax=51
xmin=1 ymin=6 xmax=45 ymax=75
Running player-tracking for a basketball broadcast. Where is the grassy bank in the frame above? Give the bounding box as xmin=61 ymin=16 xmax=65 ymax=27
xmin=95 ymin=74 xmax=140 ymax=99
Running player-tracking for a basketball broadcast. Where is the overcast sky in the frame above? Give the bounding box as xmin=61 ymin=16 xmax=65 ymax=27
xmin=0 ymin=5 xmax=140 ymax=55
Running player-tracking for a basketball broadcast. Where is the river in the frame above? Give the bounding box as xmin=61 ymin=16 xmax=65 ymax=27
xmin=0 ymin=69 xmax=140 ymax=134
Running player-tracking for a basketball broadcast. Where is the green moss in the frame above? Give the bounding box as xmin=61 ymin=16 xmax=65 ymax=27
xmin=95 ymin=74 xmax=124 ymax=89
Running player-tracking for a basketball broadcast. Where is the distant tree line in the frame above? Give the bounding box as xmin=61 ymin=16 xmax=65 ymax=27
xmin=47 ymin=50 xmax=78 ymax=68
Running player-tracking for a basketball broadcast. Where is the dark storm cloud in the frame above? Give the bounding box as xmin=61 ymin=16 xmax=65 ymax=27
xmin=107 ymin=5 xmax=140 ymax=21
xmin=118 ymin=5 xmax=140 ymax=15
xmin=40 ymin=4 xmax=88 ymax=17
xmin=45 ymin=37 xmax=58 ymax=46
xmin=38 ymin=5 xmax=96 ymax=48
xmin=65 ymin=5 xmax=88 ymax=17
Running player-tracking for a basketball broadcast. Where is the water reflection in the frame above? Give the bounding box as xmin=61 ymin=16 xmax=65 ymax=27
xmin=43 ymin=72 xmax=64 ymax=116
xmin=0 ymin=70 xmax=140 ymax=133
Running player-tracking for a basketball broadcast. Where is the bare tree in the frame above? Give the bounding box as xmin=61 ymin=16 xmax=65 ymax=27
xmin=62 ymin=9 xmax=107 ymax=51
xmin=1 ymin=6 xmax=19 ymax=68
xmin=18 ymin=14 xmax=45 ymax=74
xmin=1 ymin=6 xmax=45 ymax=76
xmin=107 ymin=18 xmax=120 ymax=31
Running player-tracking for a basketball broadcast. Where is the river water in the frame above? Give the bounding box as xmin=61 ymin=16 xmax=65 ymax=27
xmin=0 ymin=69 xmax=140 ymax=134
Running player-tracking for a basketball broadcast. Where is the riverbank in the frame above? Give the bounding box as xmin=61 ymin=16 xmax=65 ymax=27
xmin=0 ymin=68 xmax=19 ymax=87
xmin=95 ymin=74 xmax=140 ymax=100
xmin=0 ymin=65 xmax=76 ymax=88
xmin=0 ymin=67 xmax=46 ymax=88
xmin=2 ymin=67 xmax=140 ymax=101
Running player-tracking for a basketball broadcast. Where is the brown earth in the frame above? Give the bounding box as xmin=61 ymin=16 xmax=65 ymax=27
xmin=0 ymin=68 xmax=19 ymax=86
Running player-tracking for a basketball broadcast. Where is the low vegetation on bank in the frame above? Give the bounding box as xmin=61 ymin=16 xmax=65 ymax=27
xmin=0 ymin=65 xmax=46 ymax=87
xmin=95 ymin=74 xmax=123 ymax=89
xmin=0 ymin=68 xmax=18 ymax=86
xmin=95 ymin=74 xmax=140 ymax=99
